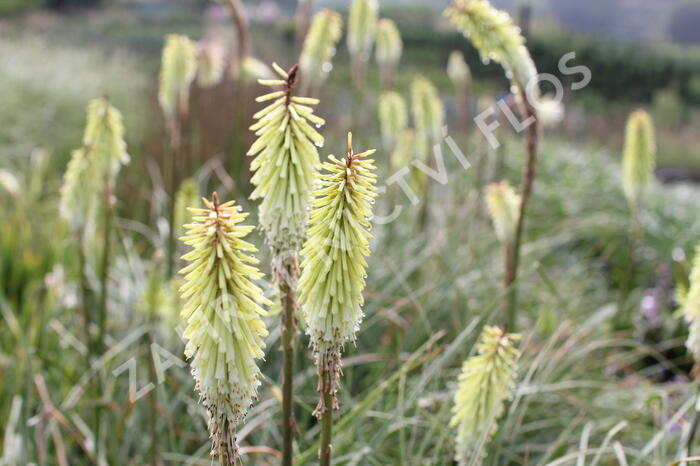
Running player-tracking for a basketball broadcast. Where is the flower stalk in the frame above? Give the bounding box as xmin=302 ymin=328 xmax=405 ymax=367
xmin=247 ymin=62 xmax=325 ymax=466
xmin=178 ymin=192 xmax=270 ymax=464
xmin=445 ymin=0 xmax=540 ymax=330
xmin=298 ymin=133 xmax=378 ymax=465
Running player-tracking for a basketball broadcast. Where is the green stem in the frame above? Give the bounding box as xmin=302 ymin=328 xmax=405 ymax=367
xmin=95 ymin=180 xmax=114 ymax=464
xmin=318 ymin=364 xmax=333 ymax=466
xmin=504 ymin=93 xmax=540 ymax=331
xmin=616 ymin=202 xmax=642 ymax=329
xmin=279 ymin=255 xmax=299 ymax=466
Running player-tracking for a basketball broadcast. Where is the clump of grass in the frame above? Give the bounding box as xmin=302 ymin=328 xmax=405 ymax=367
xmin=178 ymin=192 xmax=270 ymax=463
xmin=451 ymin=326 xmax=520 ymax=464
xmin=298 ymin=132 xmax=378 ymax=465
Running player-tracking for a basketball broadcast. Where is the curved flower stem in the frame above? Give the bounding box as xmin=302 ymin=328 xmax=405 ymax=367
xmin=504 ymin=92 xmax=540 ymax=331
xmin=278 ymin=255 xmax=299 ymax=466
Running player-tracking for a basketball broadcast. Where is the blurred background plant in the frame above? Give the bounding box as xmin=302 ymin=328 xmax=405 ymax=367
xmin=2 ymin=0 xmax=700 ymax=464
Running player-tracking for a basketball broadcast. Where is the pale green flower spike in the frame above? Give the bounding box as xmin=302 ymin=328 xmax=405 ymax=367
xmin=444 ymin=0 xmax=537 ymax=92
xmin=347 ymin=0 xmax=378 ymax=60
xmin=411 ymin=75 xmax=445 ymax=163
xmin=178 ymin=192 xmax=270 ymax=463
xmin=299 ymin=9 xmax=343 ymax=91
xmin=60 ymin=98 xmax=129 ymax=231
xmin=174 ymin=178 xmax=200 ymax=238
xmin=158 ymin=34 xmax=197 ymax=122
xmin=391 ymin=129 xmax=415 ymax=173
xmin=83 ymin=98 xmax=130 ymax=177
xmin=485 ymin=181 xmax=521 ymax=244
xmin=298 ymin=132 xmax=378 ymax=402
xmin=447 ymin=50 xmax=471 ymax=88
xmin=248 ymin=63 xmax=325 ymax=254
xmin=622 ymin=110 xmax=656 ymax=205
xmin=378 ymin=91 xmax=408 ymax=150
xmin=196 ymin=42 xmax=225 ymax=88
xmin=683 ymin=246 xmax=700 ymax=363
xmin=375 ymin=18 xmax=402 ymax=69
xmin=451 ymin=326 xmax=520 ymax=464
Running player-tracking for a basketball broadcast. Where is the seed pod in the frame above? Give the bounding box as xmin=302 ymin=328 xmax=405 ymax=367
xmin=158 ymin=34 xmax=197 ymax=121
xmin=622 ymin=110 xmax=656 ymax=205
xmin=299 ymin=9 xmax=343 ymax=91
xmin=378 ymin=91 xmax=408 ymax=150
xmin=347 ymin=0 xmax=378 ymax=61
xmin=484 ymin=181 xmax=520 ymax=244
xmin=178 ymin=193 xmax=270 ymax=463
xmin=444 ymin=0 xmax=536 ymax=92
xmin=450 ymin=326 xmax=519 ymax=463
xmin=298 ymin=133 xmax=378 ymax=397
xmin=376 ymin=18 xmax=402 ymax=69
xmin=248 ymin=63 xmax=325 ymax=255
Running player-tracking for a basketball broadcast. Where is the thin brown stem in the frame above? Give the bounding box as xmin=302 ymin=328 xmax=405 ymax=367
xmin=504 ymin=92 xmax=540 ymax=331
xmin=294 ymin=0 xmax=315 ymax=51
xmin=224 ymin=0 xmax=252 ymax=64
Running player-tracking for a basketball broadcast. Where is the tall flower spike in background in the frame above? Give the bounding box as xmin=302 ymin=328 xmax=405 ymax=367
xmin=622 ymin=109 xmax=656 ymax=207
xmin=451 ymin=326 xmax=519 ymax=464
xmin=158 ymin=34 xmax=197 ymax=128
xmin=59 ymin=97 xmax=129 ymax=462
xmin=248 ymin=62 xmax=324 ymax=466
xmin=447 ymin=50 xmax=471 ymax=129
xmin=375 ymin=18 xmax=402 ymax=89
xmin=411 ymin=75 xmax=445 ymax=224
xmin=196 ymin=41 xmax=225 ymax=88
xmin=444 ymin=0 xmax=536 ymax=91
xmin=445 ymin=0 xmax=540 ymax=330
xmin=378 ymin=91 xmax=408 ymax=152
xmin=299 ymin=9 xmax=343 ymax=96
xmin=347 ymin=0 xmax=378 ymax=87
xmin=298 ymin=132 xmax=378 ymax=466
xmin=178 ymin=192 xmax=270 ymax=464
